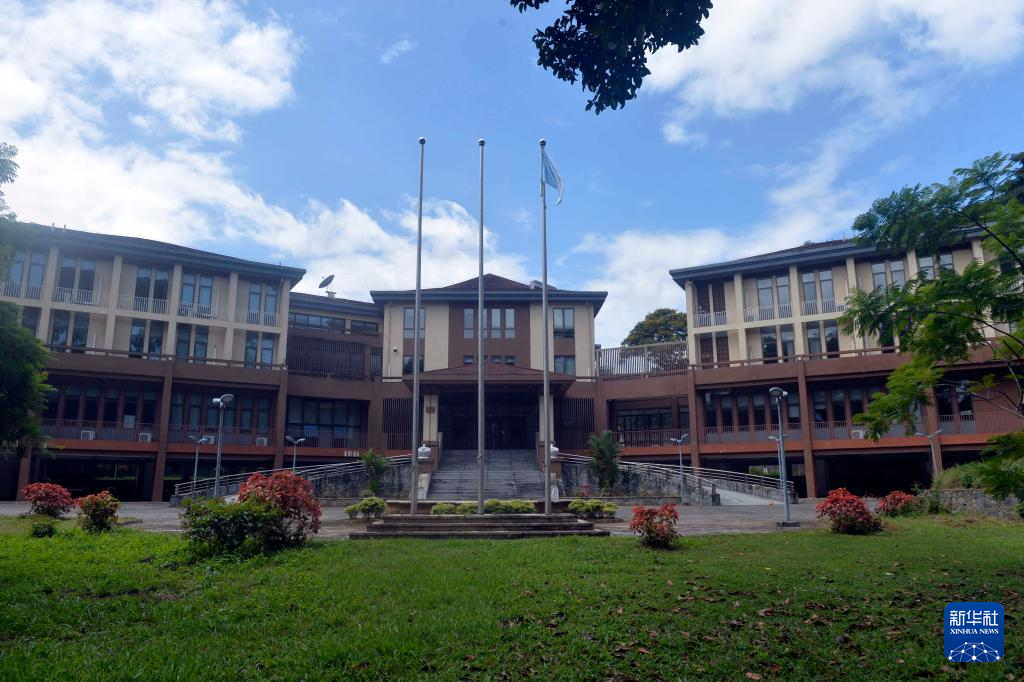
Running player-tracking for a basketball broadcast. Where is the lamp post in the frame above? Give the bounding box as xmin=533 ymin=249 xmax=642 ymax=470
xmin=286 ymin=436 xmax=306 ymax=471
xmin=211 ymin=393 xmax=234 ymax=497
xmin=669 ymin=434 xmax=691 ymax=504
xmin=915 ymin=429 xmax=943 ymax=480
xmin=768 ymin=387 xmax=794 ymax=526
xmin=187 ymin=435 xmax=212 ymax=495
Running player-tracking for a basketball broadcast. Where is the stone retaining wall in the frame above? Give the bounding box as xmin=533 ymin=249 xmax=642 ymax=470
xmin=936 ymin=489 xmax=1021 ymax=520
xmin=561 ymin=461 xmax=719 ymax=505
xmin=314 ymin=462 xmax=411 ymax=500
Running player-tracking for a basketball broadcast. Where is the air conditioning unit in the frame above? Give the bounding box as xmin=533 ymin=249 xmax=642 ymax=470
xmin=255 ymin=436 xmax=269 ymax=447
xmin=850 ymin=429 xmax=866 ymax=440
xmin=80 ymin=430 xmax=96 ymax=440
xmin=138 ymin=432 xmax=153 ymax=443
xmin=204 ymin=435 xmax=216 ymax=446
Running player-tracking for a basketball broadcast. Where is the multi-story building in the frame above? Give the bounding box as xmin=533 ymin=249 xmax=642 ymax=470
xmin=2 ymin=222 xmax=1018 ymax=501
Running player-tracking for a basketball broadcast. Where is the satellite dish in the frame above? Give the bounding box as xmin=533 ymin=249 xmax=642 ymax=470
xmin=318 ymin=275 xmax=335 ymax=289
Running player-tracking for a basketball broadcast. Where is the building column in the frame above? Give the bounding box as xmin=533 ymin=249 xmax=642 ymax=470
xmin=36 ymin=245 xmax=61 ymax=343
xmin=166 ymin=264 xmax=184 ymax=356
xmin=970 ymin=238 xmax=985 ymax=263
xmin=276 ymin=277 xmax=291 ymax=365
xmin=686 ymin=370 xmax=701 ymax=468
xmin=684 ymin=281 xmax=698 ymax=364
xmin=16 ymin=449 xmax=32 ymax=498
xmin=906 ymin=250 xmax=919 ymax=279
xmin=149 ymin=361 xmax=175 ymax=501
xmin=796 ymin=362 xmax=817 ymax=497
xmin=790 ymin=264 xmax=807 ymax=355
xmin=104 ymin=254 xmax=122 ymax=348
xmin=223 ymin=271 xmax=239 ymax=362
xmin=273 ymin=372 xmax=288 ymax=469
xmin=844 ymin=256 xmax=859 ymax=350
xmin=922 ymin=387 xmax=944 ymax=478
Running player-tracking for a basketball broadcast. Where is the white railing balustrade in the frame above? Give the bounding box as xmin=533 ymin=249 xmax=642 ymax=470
xmin=744 ymin=305 xmax=775 ymax=322
xmin=178 ymin=302 xmax=220 ymax=320
xmin=1 ymin=280 xmax=21 ymax=298
xmin=596 ymin=341 xmax=688 ymax=376
xmin=118 ymin=294 xmax=168 ymax=314
xmin=235 ymin=309 xmax=279 ymax=326
xmin=693 ymin=309 xmax=732 ymax=328
xmin=51 ymin=287 xmax=105 ymax=307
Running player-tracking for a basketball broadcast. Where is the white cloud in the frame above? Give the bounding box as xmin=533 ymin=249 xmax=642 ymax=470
xmin=380 ymin=38 xmax=416 ymax=65
xmin=648 ymin=0 xmax=1024 ymax=143
xmin=0 ymin=1 xmax=526 ymax=311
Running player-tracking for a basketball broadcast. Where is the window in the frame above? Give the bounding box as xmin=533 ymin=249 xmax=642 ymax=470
xmin=248 ymin=283 xmax=261 ymax=313
xmin=264 ymin=285 xmax=277 ymax=318
xmin=129 ymin=319 xmax=146 ymax=355
xmin=801 ymin=272 xmax=817 ymax=312
xmin=615 ymin=407 xmax=672 ymax=432
xmin=504 ymin=355 xmax=516 ymax=366
xmin=463 ymin=308 xmax=474 ymax=339
xmin=553 ymin=308 xmax=575 ymax=338
xmin=148 ymin=322 xmax=165 ymax=356
xmin=463 ymin=354 xmax=474 ymax=365
xmin=819 ymin=270 xmax=834 ymax=301
xmin=753 ymin=394 xmax=766 ymax=427
xmin=813 ymin=390 xmax=827 ymax=422
xmin=260 ymin=334 xmax=275 ymax=365
xmin=64 ymin=387 xmax=81 ymax=421
xmin=193 ymin=326 xmax=209 ymax=361
xmin=890 ymin=259 xmax=906 ymax=287
xmin=402 ymin=355 xmax=424 ymax=374
xmin=871 ymin=262 xmax=887 ymax=290
xmin=78 ymin=260 xmax=96 ymax=294
xmin=760 ymin=327 xmax=778 ymax=363
xmin=153 ymin=269 xmax=169 ymax=301
xmin=58 ymin=257 xmax=76 ymax=290
xmin=197 ymin=275 xmax=213 ymax=314
xmin=831 ymin=389 xmax=847 ymax=422
xmin=699 ymin=334 xmax=714 ymax=367
xmin=136 ymin=267 xmax=152 ymax=300
xmin=780 ymin=325 xmax=795 ymax=360
xmin=823 ymin=320 xmax=839 ymax=357
xmin=554 ymin=355 xmax=575 ymax=375
xmin=8 ymin=251 xmax=24 ymax=290
xmin=805 ymin=322 xmax=822 ymax=356
xmin=489 ymin=308 xmax=501 ymax=339
xmin=776 ymin=275 xmax=791 ymax=315
xmin=27 ymin=251 xmax=46 ymax=294
xmin=50 ymin=311 xmax=70 ymax=347
xmin=505 ymin=308 xmax=515 ymax=339
xmin=350 ymin=319 xmax=378 ymax=333
xmin=104 ymin=388 xmax=120 ymax=424
xmin=70 ymin=313 xmax=88 ymax=350
xmin=288 ymin=313 xmax=346 ymax=331
xmin=244 ymin=331 xmax=259 ymax=366
xmin=737 ymin=394 xmax=750 ymax=428
xmin=286 ymin=398 xmax=363 ymax=446
xmin=403 ymin=307 xmax=425 ymax=339
xmin=490 ymin=355 xmax=503 ymax=364
xmin=176 ymin=324 xmax=192 ymax=358
xmin=849 ymin=387 xmax=864 ymax=417
xmin=20 ymin=307 xmax=40 ymax=335
xmin=918 ymin=253 xmax=952 ymax=280
xmin=756 ymin=277 xmax=774 ymax=314
xmin=179 ymin=273 xmax=196 ymax=314
xmin=83 ymin=387 xmax=100 ymax=422
xmin=714 ymin=332 xmax=730 ymax=366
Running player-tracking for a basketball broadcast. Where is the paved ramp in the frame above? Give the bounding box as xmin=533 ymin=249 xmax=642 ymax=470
xmin=717 ymin=489 xmax=774 ymax=505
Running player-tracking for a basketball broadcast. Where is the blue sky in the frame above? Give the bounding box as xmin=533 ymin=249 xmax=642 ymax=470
xmin=3 ymin=0 xmax=1023 ymax=344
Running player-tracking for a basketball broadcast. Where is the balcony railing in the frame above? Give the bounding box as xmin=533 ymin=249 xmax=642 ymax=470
xmin=385 ymin=432 xmax=411 ymax=450
xmin=117 ymin=294 xmax=168 ymax=314
xmin=744 ymin=305 xmax=775 ymax=322
xmin=42 ymin=419 xmax=157 ymax=442
xmin=802 ymin=298 xmax=846 ymax=316
xmin=167 ymin=424 xmax=276 ymax=447
xmin=235 ymin=309 xmax=279 ymax=326
xmin=42 ymin=344 xmax=287 ymax=370
xmin=2 ymin=280 xmax=44 ymax=300
xmin=615 ymin=428 xmax=690 ymax=448
xmin=812 ymin=420 xmax=908 ymax=440
xmin=52 ymin=287 xmax=105 ymax=307
xmin=285 ymin=429 xmax=366 ymax=449
xmin=703 ymin=424 xmax=801 ymax=444
xmin=596 ymin=341 xmax=688 ymax=376
xmin=693 ymin=309 xmax=732 ymax=328
xmin=940 ymin=412 xmax=1024 ymax=435
xmin=177 ymin=302 xmax=221 ymax=320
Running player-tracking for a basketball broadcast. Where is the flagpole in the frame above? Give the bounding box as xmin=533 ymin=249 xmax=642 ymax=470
xmin=540 ymin=139 xmax=552 ymax=516
xmin=410 ymin=136 xmax=425 ymax=515
xmin=477 ymin=138 xmax=486 ymax=515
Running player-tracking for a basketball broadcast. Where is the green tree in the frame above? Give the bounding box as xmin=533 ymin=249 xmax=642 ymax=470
xmin=623 ymin=308 xmax=687 ymax=345
xmin=974 ymin=433 xmax=1024 ymax=519
xmin=587 ymin=430 xmax=621 ymax=491
xmin=511 ymin=1 xmax=713 ymax=114
xmin=0 ymin=143 xmax=50 ymax=459
xmin=839 ymin=151 xmax=1024 ymax=502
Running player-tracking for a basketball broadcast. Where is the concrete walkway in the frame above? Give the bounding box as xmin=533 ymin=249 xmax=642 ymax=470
xmin=1 ymin=499 xmax=822 ymax=538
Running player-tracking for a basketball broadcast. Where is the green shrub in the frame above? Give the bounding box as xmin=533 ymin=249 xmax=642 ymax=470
xmin=345 ymin=496 xmax=387 ymax=520
xmin=430 ymin=502 xmax=457 ymax=515
xmin=360 ymin=450 xmax=391 ymax=495
xmin=180 ymin=498 xmax=287 ymax=558
xmin=483 ymin=499 xmax=536 ymax=514
xmin=932 ymin=462 xmax=984 ymax=490
xmin=455 ymin=502 xmax=478 ymax=515
xmin=29 ymin=517 xmax=57 ymax=538
xmin=76 ymin=491 xmax=120 ymax=533
xmin=914 ymin=488 xmax=949 ymax=515
xmin=568 ymin=499 xmax=616 ymax=519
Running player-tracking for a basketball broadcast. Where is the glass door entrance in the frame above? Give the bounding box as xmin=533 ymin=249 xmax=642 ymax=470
xmin=438 ymin=391 xmax=539 ymax=450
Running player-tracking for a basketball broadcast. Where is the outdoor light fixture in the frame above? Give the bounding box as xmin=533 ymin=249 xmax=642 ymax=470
xmin=211 ymin=393 xmax=234 ymax=497
xmin=768 ymin=387 xmax=795 ymax=526
xmin=669 ymin=434 xmax=691 ymax=504
xmin=286 ymin=435 xmax=306 ymax=471
xmin=915 ymin=428 xmax=943 ymax=479
xmin=187 ymin=435 xmax=212 ymax=496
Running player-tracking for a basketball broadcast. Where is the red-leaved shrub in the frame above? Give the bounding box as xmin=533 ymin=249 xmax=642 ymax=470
xmin=815 ymin=488 xmax=881 ymax=534
xmin=238 ymin=471 xmax=321 ymax=545
xmin=21 ymin=483 xmax=74 ymax=518
xmin=629 ymin=504 xmax=680 ymax=549
xmin=877 ymin=491 xmax=919 ymax=517
xmin=76 ymin=491 xmax=120 ymax=532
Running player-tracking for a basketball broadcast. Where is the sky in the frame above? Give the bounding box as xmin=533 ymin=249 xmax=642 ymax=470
xmin=2 ymin=0 xmax=1023 ymax=346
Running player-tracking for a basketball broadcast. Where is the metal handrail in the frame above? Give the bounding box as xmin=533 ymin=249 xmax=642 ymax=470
xmin=174 ymin=454 xmax=412 ymax=498
xmin=560 ymin=453 xmax=716 ymax=498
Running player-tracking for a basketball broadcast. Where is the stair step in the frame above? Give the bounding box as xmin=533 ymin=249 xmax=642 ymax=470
xmin=351 ymin=529 xmax=609 ymax=539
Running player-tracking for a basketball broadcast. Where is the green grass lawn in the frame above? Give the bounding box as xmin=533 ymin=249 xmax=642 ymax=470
xmin=1 ymin=516 xmax=1021 ymax=680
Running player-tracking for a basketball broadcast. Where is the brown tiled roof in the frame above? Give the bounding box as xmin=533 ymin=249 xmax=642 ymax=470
xmin=415 ymin=363 xmax=574 ymax=382
xmin=753 ymin=238 xmax=854 ymax=259
xmin=434 ymin=274 xmax=556 ymax=292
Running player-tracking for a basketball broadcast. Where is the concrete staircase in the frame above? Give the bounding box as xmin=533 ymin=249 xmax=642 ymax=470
xmin=428 ymin=449 xmax=545 ymax=501
xmin=351 ymin=513 xmax=608 ymax=539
